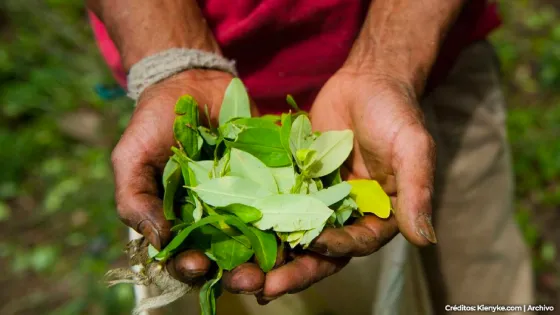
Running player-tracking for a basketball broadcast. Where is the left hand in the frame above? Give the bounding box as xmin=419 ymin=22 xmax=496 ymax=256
xmin=230 ymin=68 xmax=438 ymax=303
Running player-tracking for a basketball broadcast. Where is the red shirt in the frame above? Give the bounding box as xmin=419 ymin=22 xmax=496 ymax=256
xmin=90 ymin=0 xmax=500 ymax=114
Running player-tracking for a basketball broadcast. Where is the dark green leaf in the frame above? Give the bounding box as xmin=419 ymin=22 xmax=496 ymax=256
xmin=219 ymin=117 xmax=280 ymax=140
xmin=216 ymin=204 xmax=262 ymax=223
xmin=286 ymin=94 xmax=300 ymax=111
xmin=226 ymin=128 xmax=291 ymax=167
xmin=321 ymin=168 xmax=342 ymax=187
xmin=171 ymin=147 xmax=194 ymax=187
xmin=175 ymin=95 xmax=197 ymax=115
xmin=156 ymin=216 xmax=225 ymax=260
xmin=162 ymin=158 xmax=181 ymax=220
xmin=247 ymin=227 xmax=277 ymax=272
xmin=210 ymin=233 xmax=254 ymax=270
xmin=203 ymin=203 xmax=252 ymax=248
xmin=221 ymin=215 xmax=277 ymax=272
xmin=199 ymin=267 xmax=223 ymax=315
xmin=180 ymin=202 xmax=195 ymax=224
xmin=173 ymin=96 xmax=202 ymax=159
xmin=233 ymin=117 xmax=280 ymax=130
xmin=260 ymin=114 xmax=282 ymax=123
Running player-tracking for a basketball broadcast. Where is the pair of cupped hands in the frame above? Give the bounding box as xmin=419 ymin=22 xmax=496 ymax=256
xmin=111 ymin=67 xmax=437 ymax=304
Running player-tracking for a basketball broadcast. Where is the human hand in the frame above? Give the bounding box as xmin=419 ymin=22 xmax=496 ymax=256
xmin=111 ymin=69 xmax=266 ymax=292
xmin=254 ymin=69 xmax=437 ymax=302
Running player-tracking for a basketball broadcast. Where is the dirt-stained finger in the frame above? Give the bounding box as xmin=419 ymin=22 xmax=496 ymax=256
xmin=222 ymin=263 xmax=265 ymax=294
xmin=257 ymin=253 xmax=350 ymax=304
xmin=308 ymin=215 xmax=399 ymax=257
xmin=166 ymin=250 xmax=212 ymax=283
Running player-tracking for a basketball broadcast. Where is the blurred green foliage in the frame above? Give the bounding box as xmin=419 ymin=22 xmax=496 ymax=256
xmin=0 ymin=0 xmax=134 ymax=314
xmin=0 ymin=0 xmax=558 ymax=314
xmin=491 ymin=0 xmax=560 ymax=277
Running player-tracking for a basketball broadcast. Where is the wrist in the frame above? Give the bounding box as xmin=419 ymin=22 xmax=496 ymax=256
xmin=342 ymin=0 xmax=466 ymax=97
xmin=342 ymin=41 xmax=434 ymax=98
xmin=121 ymin=33 xmax=221 ymax=72
xmin=138 ymin=69 xmax=233 ymax=119
xmin=93 ymin=0 xmax=221 ymax=72
xmin=127 ymin=49 xmax=237 ymax=101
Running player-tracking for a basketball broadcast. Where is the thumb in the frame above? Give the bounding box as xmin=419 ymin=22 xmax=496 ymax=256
xmin=111 ymin=142 xmax=172 ymax=250
xmin=391 ymin=124 xmax=437 ymax=246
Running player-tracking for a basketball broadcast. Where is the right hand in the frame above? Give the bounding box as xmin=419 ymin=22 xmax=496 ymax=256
xmin=111 ymin=69 xmax=265 ymax=293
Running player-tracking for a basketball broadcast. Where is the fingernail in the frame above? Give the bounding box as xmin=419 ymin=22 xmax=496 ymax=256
xmin=256 ymin=295 xmax=277 ymax=305
xmin=138 ymin=220 xmax=162 ymax=250
xmin=239 ymin=288 xmax=263 ymax=295
xmin=416 ymin=214 xmax=437 ymax=244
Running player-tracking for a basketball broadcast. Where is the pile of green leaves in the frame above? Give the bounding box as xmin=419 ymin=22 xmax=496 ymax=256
xmin=150 ymin=78 xmax=391 ymax=314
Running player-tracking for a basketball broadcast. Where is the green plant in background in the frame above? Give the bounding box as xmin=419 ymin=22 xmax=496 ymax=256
xmin=0 ymin=0 xmax=134 ymax=314
xmin=0 ymin=0 xmax=558 ymax=313
xmin=491 ymin=0 xmax=560 ymax=300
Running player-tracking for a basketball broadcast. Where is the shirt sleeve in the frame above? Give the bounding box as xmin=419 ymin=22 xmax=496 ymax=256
xmin=88 ymin=11 xmax=127 ymax=88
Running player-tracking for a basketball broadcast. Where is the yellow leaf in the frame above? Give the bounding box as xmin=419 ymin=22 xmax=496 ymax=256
xmin=347 ymin=180 xmax=392 ymax=219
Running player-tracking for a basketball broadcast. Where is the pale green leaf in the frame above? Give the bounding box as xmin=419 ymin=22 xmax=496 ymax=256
xmin=311 ymin=182 xmax=351 ymax=206
xmin=226 ymin=128 xmax=291 ymax=167
xmin=229 ymin=148 xmax=278 ymax=193
xmin=252 ymin=194 xmax=333 ymax=232
xmin=287 ymin=231 xmax=305 ymax=248
xmin=295 ymin=148 xmax=317 ymax=169
xmin=299 ymin=226 xmax=324 ymax=248
xmin=335 ymin=197 xmax=357 ymax=226
xmin=307 ymin=130 xmax=353 ymax=178
xmin=287 ymin=231 xmax=305 ymax=242
xmin=315 ymin=178 xmax=324 ymax=190
xmin=270 ymin=167 xmax=296 ymax=194
xmin=148 ymin=244 xmax=160 ymax=260
xmin=190 ymin=176 xmax=274 ymax=207
xmin=296 ymin=177 xmax=318 ymax=194
xmin=216 ymin=204 xmax=262 ymax=223
xmin=189 ymin=160 xmax=214 ymax=184
xmin=219 ymin=78 xmax=251 ymax=126
xmin=213 ymin=151 xmax=231 ymax=177
xmin=289 ymin=115 xmax=313 ymax=160
xmin=198 ymin=126 xmax=218 ymax=146
xmin=193 ymin=195 xmax=203 ymax=222
xmin=219 ymin=122 xmax=244 ymax=140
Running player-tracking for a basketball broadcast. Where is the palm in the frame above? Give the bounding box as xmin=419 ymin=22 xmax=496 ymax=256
xmin=309 ymin=71 xmax=436 ymax=250
xmin=310 ymin=72 xmax=420 ymax=197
